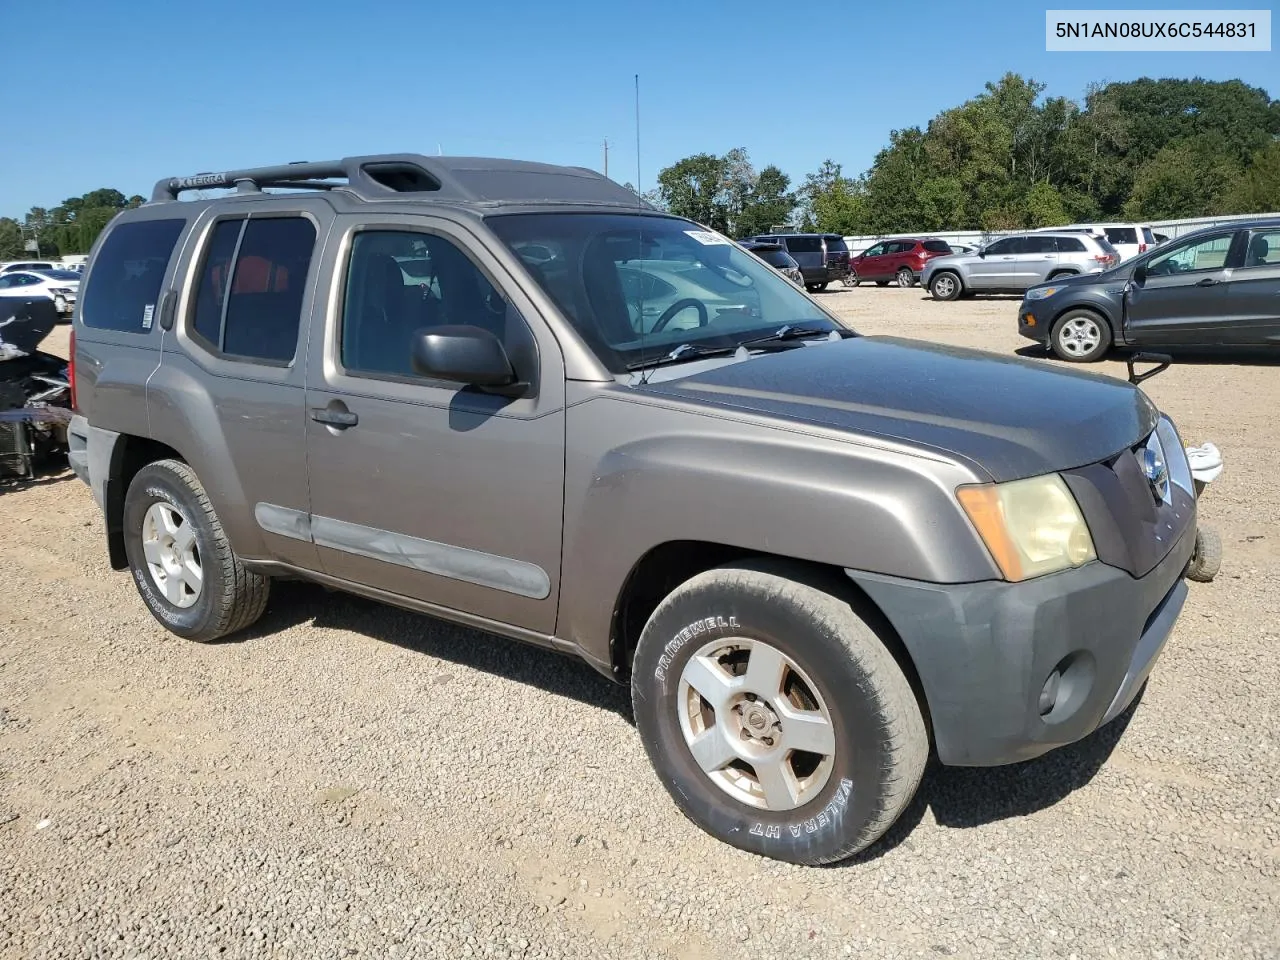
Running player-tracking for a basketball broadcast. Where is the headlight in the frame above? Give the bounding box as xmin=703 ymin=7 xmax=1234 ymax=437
xmin=1024 ymin=286 xmax=1058 ymax=301
xmin=956 ymin=474 xmax=1096 ymax=581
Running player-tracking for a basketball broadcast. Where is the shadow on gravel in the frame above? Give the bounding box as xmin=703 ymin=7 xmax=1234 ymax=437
xmin=839 ymin=686 xmax=1144 ymax=867
xmin=1017 ymin=343 xmax=1280 ymax=367
xmin=233 ymin=581 xmax=635 ymax=723
xmin=0 ymin=467 xmax=75 ymax=496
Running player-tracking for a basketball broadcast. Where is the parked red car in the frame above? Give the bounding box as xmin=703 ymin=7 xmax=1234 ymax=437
xmin=851 ymin=237 xmax=954 ymax=287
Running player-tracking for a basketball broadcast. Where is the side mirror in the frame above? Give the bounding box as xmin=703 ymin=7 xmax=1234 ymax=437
xmin=1131 ymin=262 xmax=1147 ymax=285
xmin=411 ymin=325 xmax=524 ymax=394
xmin=977 ymin=248 xmax=987 ymax=258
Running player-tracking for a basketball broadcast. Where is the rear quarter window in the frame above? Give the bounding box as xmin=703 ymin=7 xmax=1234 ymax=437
xmin=80 ymin=219 xmax=186 ymax=333
xmin=785 ymin=237 xmax=823 ymax=253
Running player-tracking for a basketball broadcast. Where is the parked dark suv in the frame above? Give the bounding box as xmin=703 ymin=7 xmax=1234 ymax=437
xmin=740 ymin=240 xmax=804 ymax=286
xmin=742 ymin=233 xmax=850 ymax=291
xmin=1020 ymin=218 xmax=1280 ymax=362
xmin=67 ymin=153 xmax=1196 ymax=866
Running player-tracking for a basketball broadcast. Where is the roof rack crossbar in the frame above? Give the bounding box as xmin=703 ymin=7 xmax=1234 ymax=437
xmin=150 ymin=155 xmax=479 ymax=203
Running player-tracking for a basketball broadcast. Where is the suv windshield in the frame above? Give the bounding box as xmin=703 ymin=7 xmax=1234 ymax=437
xmin=488 ymin=214 xmax=844 ymax=373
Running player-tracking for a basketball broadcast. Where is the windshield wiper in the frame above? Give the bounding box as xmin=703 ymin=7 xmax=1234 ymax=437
xmin=736 ymin=324 xmax=843 ymax=348
xmin=625 ymin=342 xmax=738 ymax=372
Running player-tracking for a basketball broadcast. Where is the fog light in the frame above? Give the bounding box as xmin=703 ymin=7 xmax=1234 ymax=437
xmin=1023 ymin=314 xmax=1036 ymax=326
xmin=1039 ymin=669 xmax=1062 ymax=716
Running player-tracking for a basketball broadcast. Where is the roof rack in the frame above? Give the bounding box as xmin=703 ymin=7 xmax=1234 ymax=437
xmin=150 ymin=153 xmax=649 ymax=209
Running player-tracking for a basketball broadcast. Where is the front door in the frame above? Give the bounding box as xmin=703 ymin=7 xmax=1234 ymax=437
xmin=855 ymin=242 xmax=888 ymax=281
xmin=1224 ymin=227 xmax=1280 ymax=345
xmin=301 ymin=217 xmax=567 ymax=634
xmin=967 ymin=236 xmax=1024 ymax=289
xmin=1124 ymin=231 xmax=1238 ymax=346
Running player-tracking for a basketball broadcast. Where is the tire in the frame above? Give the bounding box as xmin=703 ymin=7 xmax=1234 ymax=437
xmin=122 ymin=459 xmax=270 ymax=642
xmin=929 ymin=271 xmax=961 ymax=301
xmin=1050 ymin=309 xmax=1112 ymax=362
xmin=631 ymin=560 xmax=928 ymax=865
xmin=805 ymin=284 xmax=818 ymax=293
xmin=1046 ymin=270 xmax=1076 ymax=282
xmin=1186 ymin=526 xmax=1222 ymax=583
xmin=896 ymin=268 xmax=915 ymax=288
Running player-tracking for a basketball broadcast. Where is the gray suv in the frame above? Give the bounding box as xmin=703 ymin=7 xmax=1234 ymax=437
xmin=923 ymin=232 xmax=1120 ymax=301
xmin=67 ymin=154 xmax=1196 ymax=866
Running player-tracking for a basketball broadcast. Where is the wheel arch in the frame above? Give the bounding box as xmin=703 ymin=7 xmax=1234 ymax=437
xmin=104 ymin=435 xmax=186 ymax=570
xmin=608 ymin=541 xmax=934 ymax=742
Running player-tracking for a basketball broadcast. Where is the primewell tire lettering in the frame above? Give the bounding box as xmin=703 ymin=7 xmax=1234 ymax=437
xmin=653 ymin=615 xmax=739 ymax=682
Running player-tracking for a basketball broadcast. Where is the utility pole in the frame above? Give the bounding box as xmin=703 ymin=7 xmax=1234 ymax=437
xmin=603 ymin=137 xmax=609 ymax=177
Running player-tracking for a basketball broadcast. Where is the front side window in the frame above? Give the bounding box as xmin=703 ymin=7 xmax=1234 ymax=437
xmin=487 ymin=213 xmax=846 ymax=375
xmin=188 ymin=216 xmax=316 ymax=363
xmin=79 ymin=218 xmax=186 ymax=332
xmin=1147 ymin=233 xmax=1235 ymax=276
xmin=984 ymin=237 xmax=1023 ymax=255
xmin=862 ymin=243 xmax=886 ymax=257
xmin=340 ymin=230 xmax=530 ymax=380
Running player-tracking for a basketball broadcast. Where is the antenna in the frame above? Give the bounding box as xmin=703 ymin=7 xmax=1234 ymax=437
xmin=603 ymin=137 xmax=609 ymax=178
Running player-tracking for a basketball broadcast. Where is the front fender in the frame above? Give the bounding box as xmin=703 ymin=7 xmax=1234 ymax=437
xmin=557 ymin=394 xmax=1000 ymax=664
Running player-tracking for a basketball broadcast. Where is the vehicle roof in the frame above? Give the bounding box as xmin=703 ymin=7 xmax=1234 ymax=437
xmin=144 ymin=153 xmax=663 ymax=216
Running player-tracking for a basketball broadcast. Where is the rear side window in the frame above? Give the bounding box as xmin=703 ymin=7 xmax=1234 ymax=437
xmin=80 ymin=218 xmax=185 ymax=333
xmin=1054 ymin=236 xmax=1086 ymax=252
xmin=189 ymin=216 xmax=316 ymax=364
xmin=1105 ymin=227 xmax=1137 ymax=245
xmin=785 ymin=236 xmax=822 ymax=253
xmin=1024 ymin=236 xmax=1057 ymax=254
xmin=923 ymin=240 xmax=951 ymax=253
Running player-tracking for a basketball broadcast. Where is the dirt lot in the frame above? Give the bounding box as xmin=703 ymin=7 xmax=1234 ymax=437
xmin=2 ymin=291 xmax=1277 ymax=960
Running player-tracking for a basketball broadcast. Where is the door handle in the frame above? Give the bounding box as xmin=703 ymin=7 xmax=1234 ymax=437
xmin=1195 ymin=277 xmax=1220 ymax=286
xmin=311 ymin=407 xmax=358 ymax=428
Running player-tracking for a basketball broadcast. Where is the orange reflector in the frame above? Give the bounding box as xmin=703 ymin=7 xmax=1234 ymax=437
xmin=956 ymin=485 xmax=1023 ymax=581
xmin=1023 ymin=314 xmax=1036 ymax=326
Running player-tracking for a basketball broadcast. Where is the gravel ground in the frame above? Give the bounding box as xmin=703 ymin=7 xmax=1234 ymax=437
xmin=1 ymin=292 xmax=1277 ymax=959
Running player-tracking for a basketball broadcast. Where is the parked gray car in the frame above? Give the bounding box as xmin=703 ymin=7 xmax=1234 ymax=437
xmin=923 ymin=232 xmax=1121 ymax=301
xmin=67 ymin=154 xmax=1195 ymax=866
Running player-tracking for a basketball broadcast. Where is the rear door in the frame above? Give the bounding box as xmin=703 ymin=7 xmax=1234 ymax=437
xmin=1020 ymin=235 xmax=1059 ymax=284
xmin=783 ymin=236 xmax=824 ymax=282
xmin=149 ymin=199 xmax=332 ymax=572
xmin=1124 ymin=230 xmax=1239 ymax=345
xmin=1222 ymin=226 xmax=1280 ymax=344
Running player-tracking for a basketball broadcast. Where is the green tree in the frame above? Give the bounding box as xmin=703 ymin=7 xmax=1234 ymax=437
xmin=736 ymin=165 xmax=795 ymax=236
xmin=656 ymin=153 xmax=731 ymax=230
xmin=799 ymin=160 xmax=866 ymax=234
xmin=1223 ymin=141 xmax=1280 ymax=213
xmin=0 ymin=218 xmax=25 ymax=260
xmin=1124 ymin=137 xmax=1242 ymax=220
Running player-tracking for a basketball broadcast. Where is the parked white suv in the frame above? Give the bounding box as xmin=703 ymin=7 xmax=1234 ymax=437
xmin=0 ymin=269 xmax=81 ymax=317
xmin=1035 ymin=224 xmax=1155 ymax=263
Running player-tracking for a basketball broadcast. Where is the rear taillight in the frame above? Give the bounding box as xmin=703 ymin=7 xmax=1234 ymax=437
xmin=1139 ymin=243 xmax=1147 ymax=253
xmin=68 ymin=329 xmax=77 ymax=412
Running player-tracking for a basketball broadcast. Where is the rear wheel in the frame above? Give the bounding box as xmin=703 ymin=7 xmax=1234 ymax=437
xmin=896 ymin=268 xmax=915 ymax=288
xmin=1187 ymin=526 xmax=1222 ymax=582
xmin=123 ymin=459 xmax=270 ymax=642
xmin=631 ymin=560 xmax=928 ymax=865
xmin=929 ymin=271 xmax=961 ymax=301
xmin=1050 ymin=310 xmax=1111 ymax=362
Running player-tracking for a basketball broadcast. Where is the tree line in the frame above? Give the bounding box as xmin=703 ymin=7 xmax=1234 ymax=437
xmin=649 ymin=74 xmax=1280 ymax=237
xmin=0 ymin=189 xmax=145 ymax=261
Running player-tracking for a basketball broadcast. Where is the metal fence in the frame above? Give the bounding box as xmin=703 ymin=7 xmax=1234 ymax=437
xmin=839 ymin=212 xmax=1280 ymax=256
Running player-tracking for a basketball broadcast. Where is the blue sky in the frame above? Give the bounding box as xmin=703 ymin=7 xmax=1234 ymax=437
xmin=2 ymin=0 xmax=1276 ymax=214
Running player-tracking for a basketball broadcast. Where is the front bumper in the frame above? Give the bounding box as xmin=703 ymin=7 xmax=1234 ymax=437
xmin=845 ymin=521 xmax=1194 ymax=766
xmin=1017 ymin=297 xmax=1053 ymax=343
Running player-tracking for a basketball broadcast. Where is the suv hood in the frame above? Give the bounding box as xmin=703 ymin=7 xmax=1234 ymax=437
xmin=638 ymin=336 xmax=1158 ymax=482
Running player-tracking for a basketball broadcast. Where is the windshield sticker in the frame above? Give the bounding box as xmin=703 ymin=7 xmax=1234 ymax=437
xmin=685 ymin=230 xmax=731 ymax=246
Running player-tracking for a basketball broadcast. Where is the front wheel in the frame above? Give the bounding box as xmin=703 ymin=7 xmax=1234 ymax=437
xmin=631 ymin=560 xmax=928 ymax=865
xmin=123 ymin=459 xmax=270 ymax=642
xmin=929 ymin=272 xmax=961 ymax=301
xmin=1050 ymin=310 xmax=1112 ymax=362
